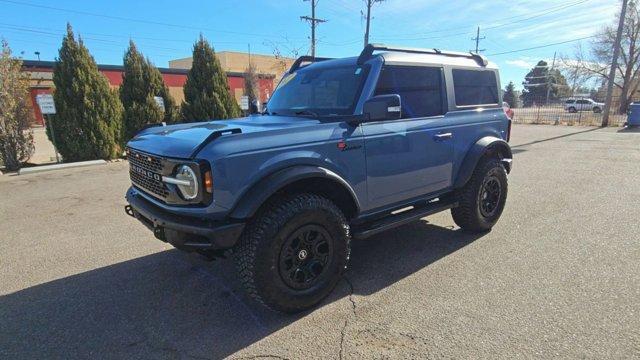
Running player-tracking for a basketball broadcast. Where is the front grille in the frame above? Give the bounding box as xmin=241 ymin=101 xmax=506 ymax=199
xmin=127 ymin=148 xmax=168 ymax=200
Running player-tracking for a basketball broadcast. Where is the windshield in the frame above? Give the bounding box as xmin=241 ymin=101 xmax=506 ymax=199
xmin=267 ymin=64 xmax=369 ymax=117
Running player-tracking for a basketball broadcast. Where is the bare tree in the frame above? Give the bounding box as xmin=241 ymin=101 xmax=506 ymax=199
xmin=263 ymin=38 xmax=302 ymax=76
xmin=0 ymin=39 xmax=34 ymax=170
xmin=559 ymin=46 xmax=596 ymax=95
xmin=243 ymin=62 xmax=260 ymax=109
xmin=570 ymin=1 xmax=640 ymax=114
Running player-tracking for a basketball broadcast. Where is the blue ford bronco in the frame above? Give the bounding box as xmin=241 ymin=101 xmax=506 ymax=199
xmin=124 ymin=44 xmax=513 ymax=313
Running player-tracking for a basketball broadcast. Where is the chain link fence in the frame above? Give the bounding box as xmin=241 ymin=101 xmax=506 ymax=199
xmin=508 ymin=96 xmax=629 ymax=126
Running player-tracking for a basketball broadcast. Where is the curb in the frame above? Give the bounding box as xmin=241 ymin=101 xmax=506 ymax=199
xmin=18 ymin=160 xmax=107 ymax=175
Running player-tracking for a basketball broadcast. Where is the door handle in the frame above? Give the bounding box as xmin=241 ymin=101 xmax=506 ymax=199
xmin=433 ymin=132 xmax=453 ymax=141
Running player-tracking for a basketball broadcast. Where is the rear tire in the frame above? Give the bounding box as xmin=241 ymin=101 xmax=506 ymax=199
xmin=451 ymin=157 xmax=508 ymax=233
xmin=234 ymin=193 xmax=350 ymax=313
xmin=568 ymin=107 xmax=577 ymax=113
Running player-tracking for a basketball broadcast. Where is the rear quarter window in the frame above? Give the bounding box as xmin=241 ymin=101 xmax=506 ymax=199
xmin=452 ymin=69 xmax=499 ymax=107
xmin=374 ymin=65 xmax=445 ymax=118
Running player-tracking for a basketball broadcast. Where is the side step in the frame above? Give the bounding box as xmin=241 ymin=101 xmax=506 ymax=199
xmin=352 ymin=200 xmax=457 ymax=240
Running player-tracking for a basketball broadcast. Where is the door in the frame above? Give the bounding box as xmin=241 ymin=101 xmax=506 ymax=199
xmin=576 ymin=99 xmax=590 ymax=111
xmin=362 ymin=65 xmax=454 ymax=210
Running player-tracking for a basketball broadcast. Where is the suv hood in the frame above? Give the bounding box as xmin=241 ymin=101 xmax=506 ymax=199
xmin=127 ymin=115 xmax=320 ymax=159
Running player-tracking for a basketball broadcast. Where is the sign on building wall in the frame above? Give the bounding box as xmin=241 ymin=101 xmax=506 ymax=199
xmin=36 ymin=94 xmax=56 ymax=114
xmin=153 ymin=96 xmax=165 ymax=112
xmin=240 ymin=96 xmax=249 ymax=111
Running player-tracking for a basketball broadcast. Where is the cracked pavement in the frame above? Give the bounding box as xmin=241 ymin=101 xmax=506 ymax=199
xmin=1 ymin=125 xmax=640 ymax=359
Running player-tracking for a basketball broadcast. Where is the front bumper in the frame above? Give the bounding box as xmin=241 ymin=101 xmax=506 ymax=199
xmin=125 ymin=188 xmax=245 ymax=251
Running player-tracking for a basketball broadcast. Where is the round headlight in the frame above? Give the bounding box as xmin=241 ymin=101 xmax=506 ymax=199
xmin=175 ymin=165 xmax=198 ymax=200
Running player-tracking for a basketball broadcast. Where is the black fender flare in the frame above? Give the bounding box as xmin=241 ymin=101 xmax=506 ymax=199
xmin=229 ymin=165 xmax=361 ymax=220
xmin=453 ymin=136 xmax=512 ymax=189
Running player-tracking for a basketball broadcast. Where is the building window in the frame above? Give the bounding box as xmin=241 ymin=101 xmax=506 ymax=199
xmin=452 ymin=69 xmax=499 ymax=107
xmin=375 ymin=65 xmax=445 ymax=118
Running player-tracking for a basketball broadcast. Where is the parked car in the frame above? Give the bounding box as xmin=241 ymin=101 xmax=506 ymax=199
xmin=503 ymin=101 xmax=514 ymax=119
xmin=564 ymin=98 xmax=604 ymax=113
xmin=124 ymin=44 xmax=513 ymax=313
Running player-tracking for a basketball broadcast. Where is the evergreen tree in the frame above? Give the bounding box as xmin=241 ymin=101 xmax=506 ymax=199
xmin=0 ymin=40 xmax=34 ymax=170
xmin=503 ymin=81 xmax=517 ymax=108
xmin=181 ymin=35 xmax=240 ymax=121
xmin=120 ymin=41 xmax=178 ymax=142
xmin=521 ymin=60 xmax=569 ymax=107
xmin=50 ymin=24 xmax=123 ymax=161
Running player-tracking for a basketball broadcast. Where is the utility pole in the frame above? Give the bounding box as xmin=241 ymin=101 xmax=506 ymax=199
xmin=602 ymin=0 xmax=628 ymax=127
xmin=363 ymin=0 xmax=385 ymax=48
xmin=545 ymin=51 xmax=557 ymax=106
xmin=300 ymin=0 xmax=326 ymax=58
xmin=471 ymin=26 xmax=485 ymax=54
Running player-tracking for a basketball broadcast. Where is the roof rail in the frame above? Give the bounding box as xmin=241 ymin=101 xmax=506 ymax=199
xmin=288 ymin=56 xmax=333 ymax=73
xmin=357 ymin=43 xmax=488 ymax=67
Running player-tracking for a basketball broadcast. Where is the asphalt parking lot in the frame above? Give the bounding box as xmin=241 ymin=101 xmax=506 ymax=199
xmin=1 ymin=124 xmax=639 ymax=359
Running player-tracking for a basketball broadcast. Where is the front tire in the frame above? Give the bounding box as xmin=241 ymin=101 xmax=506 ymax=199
xmin=451 ymin=157 xmax=508 ymax=232
xmin=234 ymin=193 xmax=350 ymax=313
xmin=593 ymin=106 xmax=602 ymax=113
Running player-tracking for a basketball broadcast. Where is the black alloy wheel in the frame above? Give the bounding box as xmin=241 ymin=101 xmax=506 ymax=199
xmin=279 ymin=224 xmax=332 ymax=290
xmin=478 ymin=175 xmax=502 ymax=218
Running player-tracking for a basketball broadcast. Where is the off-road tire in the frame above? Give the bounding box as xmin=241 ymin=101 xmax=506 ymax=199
xmin=234 ymin=193 xmax=350 ymax=313
xmin=451 ymin=157 xmax=508 ymax=232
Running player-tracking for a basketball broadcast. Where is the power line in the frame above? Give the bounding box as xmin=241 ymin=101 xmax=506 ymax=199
xmin=486 ymin=35 xmax=597 ymax=56
xmin=0 ymin=0 xmax=306 ymax=40
xmin=482 ymin=0 xmax=591 ymax=31
xmin=372 ymin=0 xmax=590 ymax=41
xmin=0 ymin=22 xmax=254 ymax=46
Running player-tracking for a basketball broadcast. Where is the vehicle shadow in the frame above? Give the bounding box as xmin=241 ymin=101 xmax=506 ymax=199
xmin=511 ymin=126 xmax=601 ymax=148
xmin=617 ymin=126 xmax=640 ymax=133
xmin=0 ymin=221 xmax=485 ymax=359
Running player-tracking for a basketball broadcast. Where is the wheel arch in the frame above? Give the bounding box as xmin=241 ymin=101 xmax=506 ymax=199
xmin=229 ymin=165 xmax=361 ymax=220
xmin=454 ymin=136 xmax=512 ymax=189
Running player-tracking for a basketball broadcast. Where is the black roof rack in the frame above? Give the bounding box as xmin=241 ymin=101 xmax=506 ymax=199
xmin=288 ymin=56 xmax=334 ymax=73
xmin=357 ymin=43 xmax=488 ymax=67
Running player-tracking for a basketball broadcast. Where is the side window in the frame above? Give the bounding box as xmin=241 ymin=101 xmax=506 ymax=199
xmin=452 ymin=69 xmax=499 ymax=107
xmin=565 ymin=100 xmax=575 ymax=104
xmin=374 ymin=65 xmax=445 ymax=118
xmin=577 ymin=99 xmax=589 ymax=104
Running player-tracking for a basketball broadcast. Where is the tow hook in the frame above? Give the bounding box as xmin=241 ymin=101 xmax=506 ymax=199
xmin=124 ymin=205 xmax=135 ymax=218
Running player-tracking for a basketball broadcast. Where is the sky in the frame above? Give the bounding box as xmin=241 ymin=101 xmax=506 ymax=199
xmin=0 ymin=0 xmax=621 ymax=90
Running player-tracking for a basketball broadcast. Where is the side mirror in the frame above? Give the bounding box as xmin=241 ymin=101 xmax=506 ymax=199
xmin=363 ymin=94 xmax=401 ymax=122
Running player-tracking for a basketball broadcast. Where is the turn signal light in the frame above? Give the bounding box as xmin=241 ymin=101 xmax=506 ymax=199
xmin=204 ymin=171 xmax=213 ymax=193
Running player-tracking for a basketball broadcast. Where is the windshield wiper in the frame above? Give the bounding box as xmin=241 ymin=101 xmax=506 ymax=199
xmin=294 ymin=110 xmax=320 ymax=117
